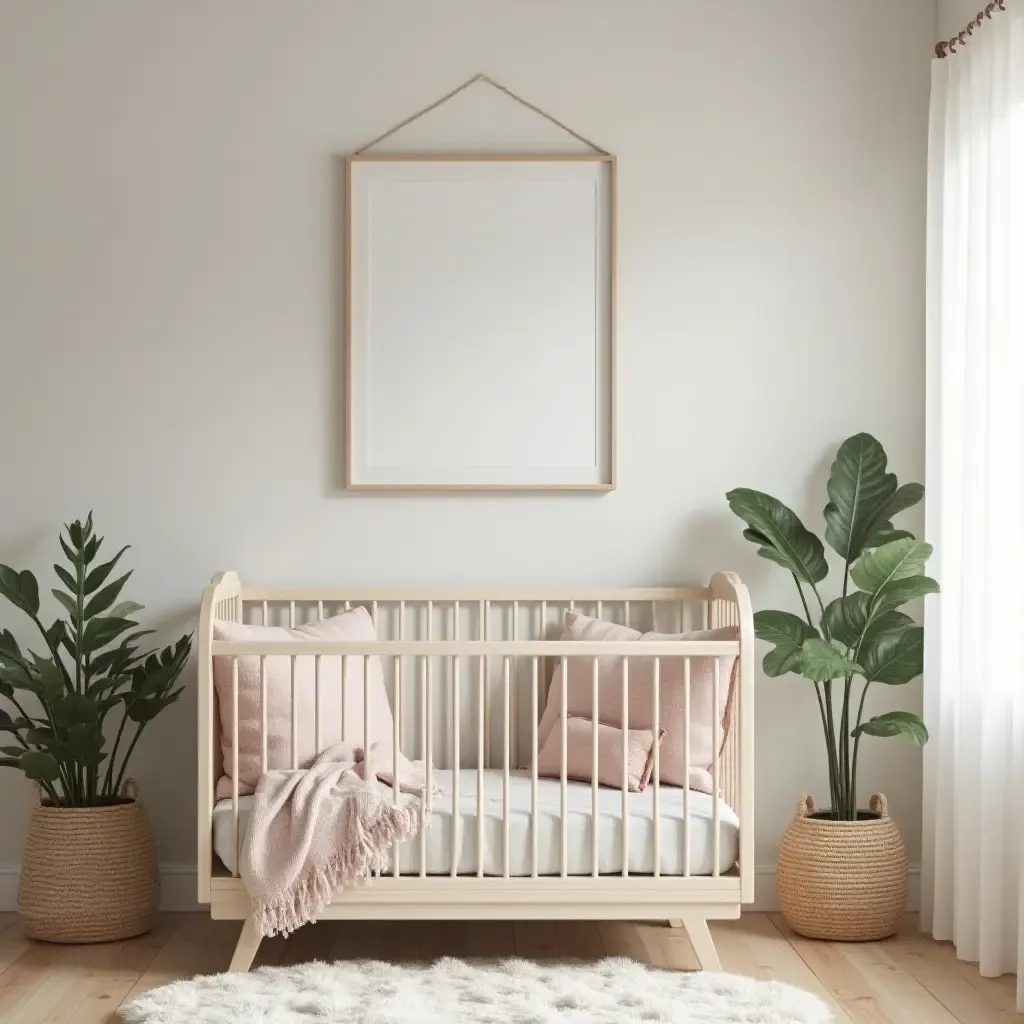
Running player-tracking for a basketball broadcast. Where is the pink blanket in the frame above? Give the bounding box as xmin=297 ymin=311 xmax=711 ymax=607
xmin=240 ymin=742 xmax=430 ymax=937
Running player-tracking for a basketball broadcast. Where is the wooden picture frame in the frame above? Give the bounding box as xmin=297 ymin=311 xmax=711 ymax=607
xmin=345 ymin=154 xmax=616 ymax=492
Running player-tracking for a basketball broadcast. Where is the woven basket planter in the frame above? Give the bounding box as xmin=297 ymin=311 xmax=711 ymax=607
xmin=18 ymin=780 xmax=159 ymax=943
xmin=777 ymin=792 xmax=908 ymax=941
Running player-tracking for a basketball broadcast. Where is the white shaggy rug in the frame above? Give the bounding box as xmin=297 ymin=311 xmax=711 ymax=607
xmin=120 ymin=956 xmax=832 ymax=1023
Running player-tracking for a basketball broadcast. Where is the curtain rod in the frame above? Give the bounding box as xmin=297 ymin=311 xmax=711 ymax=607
xmin=935 ymin=1 xmax=1007 ymax=57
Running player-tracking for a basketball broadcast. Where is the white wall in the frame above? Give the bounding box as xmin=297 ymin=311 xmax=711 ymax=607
xmin=939 ymin=0 xmax=983 ymax=37
xmin=0 ymin=1 xmax=935 ymax=898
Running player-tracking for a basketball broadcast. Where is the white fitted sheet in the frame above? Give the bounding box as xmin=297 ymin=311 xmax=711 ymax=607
xmin=213 ymin=769 xmax=739 ymax=877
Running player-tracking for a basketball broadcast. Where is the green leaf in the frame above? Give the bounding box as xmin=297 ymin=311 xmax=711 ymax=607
xmin=823 ymin=434 xmax=897 ymax=561
xmin=83 ymin=547 xmax=129 ymax=595
xmin=0 ymin=745 xmax=25 ymax=757
xmin=754 ymin=610 xmax=818 ymax=677
xmin=0 ymin=566 xmax=40 ymax=617
xmin=858 ymin=625 xmax=924 ymax=684
xmin=871 ymin=575 xmax=940 ymax=617
xmin=30 ymin=656 xmax=66 ymax=702
xmin=83 ymin=534 xmax=101 ymax=565
xmin=107 ymin=600 xmax=144 ymax=620
xmin=66 ymin=723 xmax=105 ymax=765
xmin=19 ymin=750 xmax=60 ymax=782
xmin=51 ymin=589 xmax=79 ymax=621
xmin=726 ymin=489 xmax=828 ymax=584
xmin=82 ymin=617 xmax=137 ymax=654
xmin=43 ymin=619 xmax=66 ymax=654
xmin=0 ymin=630 xmax=22 ymax=660
xmin=0 ymin=759 xmax=21 ymax=768
xmin=68 ymin=520 xmax=83 ymax=549
xmin=852 ymin=710 xmax=929 ymax=745
xmin=822 ymin=593 xmax=915 ymax=652
xmin=851 ymin=538 xmax=933 ymax=595
xmin=83 ymin=572 xmax=132 ymax=619
xmin=51 ymin=692 xmax=99 ymax=729
xmin=798 ymin=638 xmax=862 ymax=681
xmin=59 ymin=534 xmax=77 ymax=566
xmin=862 ymin=484 xmax=925 ymax=550
xmin=822 ymin=593 xmax=872 ymax=647
xmin=53 ymin=564 xmax=77 ymax=592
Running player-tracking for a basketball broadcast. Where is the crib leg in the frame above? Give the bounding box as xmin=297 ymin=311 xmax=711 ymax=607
xmin=679 ymin=912 xmax=722 ymax=972
xmin=668 ymin=919 xmax=682 ymax=928
xmin=228 ymin=917 xmax=262 ymax=972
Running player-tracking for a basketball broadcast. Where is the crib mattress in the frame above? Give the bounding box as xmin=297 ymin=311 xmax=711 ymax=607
xmin=212 ymin=769 xmax=739 ymax=877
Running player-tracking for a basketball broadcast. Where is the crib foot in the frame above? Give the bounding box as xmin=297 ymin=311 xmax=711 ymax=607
xmin=228 ymin=917 xmax=262 ymax=972
xmin=679 ymin=912 xmax=721 ymax=972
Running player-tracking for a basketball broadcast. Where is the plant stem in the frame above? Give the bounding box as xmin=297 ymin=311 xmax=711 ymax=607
xmin=839 ymin=677 xmax=852 ymax=819
xmin=29 ymin=613 xmax=74 ymax=691
xmin=812 ymin=682 xmax=840 ymax=812
xmin=102 ymin=713 xmax=129 ymax=796
xmin=112 ymin=723 xmax=145 ymax=797
xmin=792 ymin=575 xmax=814 ymax=628
xmin=850 ymin=680 xmax=872 ymax=818
xmin=808 ymin=583 xmax=830 ymax=639
xmin=74 ymin=547 xmax=86 ymax=800
xmin=822 ymin=681 xmax=842 ymax=814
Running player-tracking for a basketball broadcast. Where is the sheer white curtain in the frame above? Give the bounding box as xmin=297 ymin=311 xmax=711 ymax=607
xmin=922 ymin=7 xmax=1024 ymax=1008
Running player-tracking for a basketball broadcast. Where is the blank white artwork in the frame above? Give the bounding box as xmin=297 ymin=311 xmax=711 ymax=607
xmin=346 ymin=157 xmax=614 ymax=489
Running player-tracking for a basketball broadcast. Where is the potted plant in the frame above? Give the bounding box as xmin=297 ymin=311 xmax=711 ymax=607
xmin=0 ymin=514 xmax=190 ymax=943
xmin=726 ymin=433 xmax=935 ymax=941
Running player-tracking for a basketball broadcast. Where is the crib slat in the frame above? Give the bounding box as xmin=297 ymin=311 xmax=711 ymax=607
xmin=341 ymin=655 xmax=347 ymax=737
xmin=421 ymin=654 xmax=430 ymax=878
xmin=624 ymin=599 xmax=630 ymax=627
xmin=398 ymin=601 xmax=406 ymax=751
xmin=371 ymin=600 xmax=377 ymax=627
xmin=317 ymin=599 xmax=324 ymax=622
xmin=653 ymin=656 xmax=661 ymax=878
xmin=591 ymin=656 xmax=599 ymax=878
xmin=483 ymin=600 xmax=491 ymax=767
xmin=290 ymin=654 xmax=298 ymax=771
xmin=451 ymin=654 xmax=460 ymax=877
xmin=621 ymin=656 xmax=629 ymax=878
xmin=259 ymin=655 xmax=268 ymax=774
xmin=364 ymin=655 xmax=372 ymax=782
xmin=289 ymin=601 xmax=295 ymax=629
xmin=683 ymin=656 xmax=691 ymax=877
xmin=560 ymin=655 xmax=568 ymax=878
xmin=713 ymin=657 xmax=721 ymax=878
xmin=262 ymin=600 xmax=269 ymax=626
xmin=531 ymin=655 xmax=539 ymax=879
xmin=597 ymin=599 xmax=603 ymax=620
xmin=511 ymin=603 xmax=519 ymax=766
xmin=314 ymin=655 xmax=322 ymax=755
xmin=231 ymin=657 xmax=240 ymax=877
xmin=503 ymin=654 xmax=511 ymax=878
xmin=477 ymin=652 xmax=485 ymax=878
xmin=394 ymin=655 xmax=401 ymax=878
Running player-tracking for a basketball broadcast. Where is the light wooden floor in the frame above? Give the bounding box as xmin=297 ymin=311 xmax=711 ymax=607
xmin=0 ymin=911 xmax=1019 ymax=1023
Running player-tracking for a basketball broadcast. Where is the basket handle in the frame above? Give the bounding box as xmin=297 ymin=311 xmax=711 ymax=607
xmin=121 ymin=778 xmax=141 ymax=803
xmin=796 ymin=793 xmax=814 ymax=817
xmin=869 ymin=793 xmax=889 ymax=818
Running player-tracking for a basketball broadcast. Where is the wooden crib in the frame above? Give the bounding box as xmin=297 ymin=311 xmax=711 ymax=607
xmin=197 ymin=572 xmax=755 ymax=972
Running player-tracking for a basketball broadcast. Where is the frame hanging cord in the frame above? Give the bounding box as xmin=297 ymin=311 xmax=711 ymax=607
xmin=354 ymin=73 xmax=610 ymax=155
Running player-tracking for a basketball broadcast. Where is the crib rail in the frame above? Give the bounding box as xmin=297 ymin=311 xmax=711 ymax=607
xmin=196 ymin=573 xmax=754 ymax=910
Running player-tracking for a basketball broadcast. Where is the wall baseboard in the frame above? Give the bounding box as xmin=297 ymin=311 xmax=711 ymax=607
xmin=0 ymin=862 xmax=921 ymax=915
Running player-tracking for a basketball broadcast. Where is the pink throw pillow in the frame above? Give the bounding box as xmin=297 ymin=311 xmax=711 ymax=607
xmin=212 ymin=607 xmax=395 ymax=799
xmin=536 ymin=612 xmax=738 ymax=794
xmin=534 ymin=716 xmax=663 ymax=792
